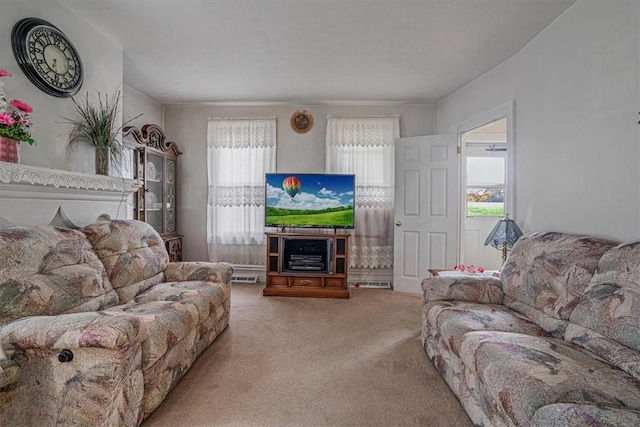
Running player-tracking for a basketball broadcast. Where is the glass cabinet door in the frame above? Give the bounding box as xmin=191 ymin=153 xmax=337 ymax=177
xmin=125 ymin=124 xmax=182 ymax=261
xmin=166 ymin=158 xmax=177 ymax=234
xmin=145 ymin=152 xmax=164 ymax=234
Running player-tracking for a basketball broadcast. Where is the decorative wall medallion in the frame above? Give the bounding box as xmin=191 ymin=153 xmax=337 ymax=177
xmin=290 ymin=110 xmax=313 ymax=134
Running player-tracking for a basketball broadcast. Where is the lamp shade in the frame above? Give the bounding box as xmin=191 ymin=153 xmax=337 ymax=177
xmin=484 ymin=214 xmax=523 ymax=250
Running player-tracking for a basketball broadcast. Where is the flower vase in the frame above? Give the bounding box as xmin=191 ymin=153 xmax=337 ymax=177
xmin=95 ymin=146 xmax=110 ymax=175
xmin=0 ymin=136 xmax=20 ymax=163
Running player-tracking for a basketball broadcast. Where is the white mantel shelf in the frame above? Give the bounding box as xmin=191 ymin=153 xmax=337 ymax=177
xmin=0 ymin=161 xmax=140 ymax=201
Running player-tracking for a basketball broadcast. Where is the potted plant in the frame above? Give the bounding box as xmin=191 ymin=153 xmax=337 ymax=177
xmin=63 ymin=89 xmax=139 ymax=175
xmin=0 ymin=68 xmax=36 ymax=163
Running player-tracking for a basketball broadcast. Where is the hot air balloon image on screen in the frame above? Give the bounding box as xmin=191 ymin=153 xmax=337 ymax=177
xmin=264 ymin=173 xmax=355 ymax=229
xmin=282 ymin=175 xmax=301 ymax=199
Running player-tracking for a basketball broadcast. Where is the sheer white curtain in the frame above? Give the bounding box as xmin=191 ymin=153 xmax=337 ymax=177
xmin=325 ymin=116 xmax=399 ymax=268
xmin=207 ymin=118 xmax=276 ymax=265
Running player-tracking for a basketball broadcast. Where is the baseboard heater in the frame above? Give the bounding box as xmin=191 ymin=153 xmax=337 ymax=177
xmin=348 ymin=280 xmax=391 ymax=289
xmin=231 ymin=275 xmax=258 ymax=283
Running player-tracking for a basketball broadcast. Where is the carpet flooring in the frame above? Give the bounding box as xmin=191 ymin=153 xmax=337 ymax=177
xmin=142 ymin=283 xmax=472 ymax=427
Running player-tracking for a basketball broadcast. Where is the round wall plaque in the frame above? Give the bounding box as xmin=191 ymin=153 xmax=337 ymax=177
xmin=290 ymin=110 xmax=313 ymax=134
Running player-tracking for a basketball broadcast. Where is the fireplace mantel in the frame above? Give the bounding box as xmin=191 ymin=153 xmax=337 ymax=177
xmin=0 ymin=161 xmax=139 ymax=198
xmin=0 ymin=162 xmax=140 ymax=227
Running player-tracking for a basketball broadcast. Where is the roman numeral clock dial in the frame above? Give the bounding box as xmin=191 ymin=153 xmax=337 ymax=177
xmin=12 ymin=18 xmax=83 ymax=97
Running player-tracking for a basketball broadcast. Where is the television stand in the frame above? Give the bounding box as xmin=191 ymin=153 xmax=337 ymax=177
xmin=264 ymin=232 xmax=350 ymax=299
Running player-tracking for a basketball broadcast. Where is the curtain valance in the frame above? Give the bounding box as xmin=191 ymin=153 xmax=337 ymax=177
xmin=325 ymin=116 xmax=400 ymax=148
xmin=208 ymin=118 xmax=277 ymax=149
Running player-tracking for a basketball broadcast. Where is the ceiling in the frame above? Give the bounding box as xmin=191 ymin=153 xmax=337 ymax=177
xmin=58 ymin=0 xmax=577 ymax=105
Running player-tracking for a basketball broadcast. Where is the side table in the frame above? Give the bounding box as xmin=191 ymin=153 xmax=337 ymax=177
xmin=428 ymin=269 xmax=499 ymax=277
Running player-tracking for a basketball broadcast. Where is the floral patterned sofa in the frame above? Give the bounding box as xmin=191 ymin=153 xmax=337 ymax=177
xmin=0 ymin=219 xmax=233 ymax=426
xmin=422 ymin=232 xmax=640 ymax=426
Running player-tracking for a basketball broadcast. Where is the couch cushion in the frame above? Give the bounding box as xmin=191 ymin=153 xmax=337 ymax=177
xmin=570 ymin=241 xmax=640 ymax=352
xmin=132 ymin=281 xmax=229 ymax=324
xmin=501 ymin=232 xmax=617 ymax=323
xmin=459 ymin=331 xmax=640 ymax=426
xmin=531 ymin=403 xmax=640 ymax=427
xmin=105 ymin=301 xmax=198 ymax=369
xmin=565 ymin=322 xmax=640 ymax=383
xmin=0 ymin=225 xmax=118 ymax=323
xmin=503 ymin=296 xmax=571 ymax=338
xmin=567 ymin=240 xmax=640 ymax=382
xmin=426 ymin=301 xmax=549 ymax=357
xmin=81 ymin=220 xmax=169 ymax=303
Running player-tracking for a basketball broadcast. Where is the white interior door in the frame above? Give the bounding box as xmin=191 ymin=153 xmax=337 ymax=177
xmin=393 ymin=134 xmax=459 ymax=293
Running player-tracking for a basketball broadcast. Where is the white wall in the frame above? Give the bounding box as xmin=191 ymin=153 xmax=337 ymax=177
xmin=164 ymin=103 xmax=436 ymax=261
xmin=124 ymin=84 xmax=164 ymax=130
xmin=437 ymin=0 xmax=640 ymax=242
xmin=10 ymin=0 xmax=636 ymax=255
xmin=1 ymin=1 xmax=123 ymax=174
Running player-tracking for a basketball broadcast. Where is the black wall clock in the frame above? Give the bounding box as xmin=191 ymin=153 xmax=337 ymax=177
xmin=11 ymin=18 xmax=84 ymax=98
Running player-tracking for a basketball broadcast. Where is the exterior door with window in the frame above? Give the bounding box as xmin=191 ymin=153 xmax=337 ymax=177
xmin=460 ymin=117 xmax=509 ymax=270
xmin=393 ymin=134 xmax=458 ymax=293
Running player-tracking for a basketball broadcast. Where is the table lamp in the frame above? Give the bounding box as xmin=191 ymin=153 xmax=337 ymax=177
xmin=484 ymin=214 xmax=523 ymax=264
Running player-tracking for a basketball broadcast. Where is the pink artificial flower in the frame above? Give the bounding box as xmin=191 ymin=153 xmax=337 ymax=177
xmin=0 ymin=69 xmax=11 ymax=77
xmin=10 ymin=99 xmax=33 ymax=113
xmin=477 ymin=267 xmax=485 ymax=273
xmin=15 ymin=113 xmax=30 ymax=126
xmin=0 ymin=112 xmax=15 ymax=126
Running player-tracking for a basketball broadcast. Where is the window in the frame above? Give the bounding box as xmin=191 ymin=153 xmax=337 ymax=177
xmin=466 ymin=154 xmax=506 ymax=217
xmin=325 ymin=116 xmax=399 ymax=268
xmin=207 ymin=118 xmax=276 ymax=265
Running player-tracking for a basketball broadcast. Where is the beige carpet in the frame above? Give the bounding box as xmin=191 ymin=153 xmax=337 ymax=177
xmin=143 ymin=283 xmax=472 ymax=427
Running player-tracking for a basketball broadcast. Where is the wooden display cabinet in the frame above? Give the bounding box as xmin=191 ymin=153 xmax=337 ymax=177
xmin=263 ymin=232 xmax=350 ymax=299
xmin=123 ymin=124 xmax=183 ymax=261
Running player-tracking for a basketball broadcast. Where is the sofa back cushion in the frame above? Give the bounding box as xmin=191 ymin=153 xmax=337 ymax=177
xmin=569 ymin=241 xmax=640 ymax=356
xmin=501 ymin=232 xmax=617 ymax=328
xmin=81 ymin=220 xmax=169 ymax=303
xmin=0 ymin=225 xmax=119 ymax=324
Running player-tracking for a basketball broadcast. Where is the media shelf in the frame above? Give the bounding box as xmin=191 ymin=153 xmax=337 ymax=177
xmin=264 ymin=232 xmax=350 ymax=299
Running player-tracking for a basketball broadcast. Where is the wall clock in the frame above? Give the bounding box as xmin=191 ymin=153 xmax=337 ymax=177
xmin=290 ymin=110 xmax=313 ymax=134
xmin=11 ymin=18 xmax=84 ymax=98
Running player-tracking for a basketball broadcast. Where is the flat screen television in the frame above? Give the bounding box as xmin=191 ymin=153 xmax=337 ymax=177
xmin=265 ymin=173 xmax=355 ymax=229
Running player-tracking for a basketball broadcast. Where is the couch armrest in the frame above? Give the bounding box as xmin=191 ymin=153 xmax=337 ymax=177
xmin=0 ymin=312 xmax=144 ymax=426
xmin=421 ymin=274 xmax=504 ymax=304
xmin=164 ymin=261 xmax=234 ymax=283
xmin=0 ymin=311 xmax=143 ymax=352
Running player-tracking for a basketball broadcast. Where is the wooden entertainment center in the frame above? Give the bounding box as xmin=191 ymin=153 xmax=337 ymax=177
xmin=263 ymin=232 xmax=350 ymax=299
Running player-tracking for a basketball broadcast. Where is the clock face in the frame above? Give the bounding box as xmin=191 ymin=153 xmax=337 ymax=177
xmin=12 ymin=18 xmax=83 ymax=97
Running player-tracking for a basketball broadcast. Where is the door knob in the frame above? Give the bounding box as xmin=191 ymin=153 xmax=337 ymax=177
xmin=395 ymin=220 xmax=402 ymax=226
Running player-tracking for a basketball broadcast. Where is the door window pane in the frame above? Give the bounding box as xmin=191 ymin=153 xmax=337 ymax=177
xmin=467 ymin=157 xmax=505 ymax=186
xmin=467 ymin=188 xmax=505 ymax=216
xmin=466 ymin=155 xmax=505 ymax=216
